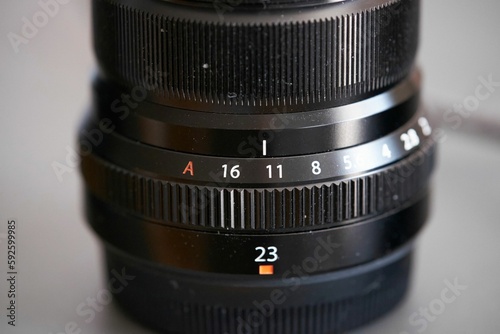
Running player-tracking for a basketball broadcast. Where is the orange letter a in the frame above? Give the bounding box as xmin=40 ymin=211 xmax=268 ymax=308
xmin=183 ymin=161 xmax=194 ymax=176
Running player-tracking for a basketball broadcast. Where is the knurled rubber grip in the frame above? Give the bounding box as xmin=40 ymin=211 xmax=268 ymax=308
xmin=93 ymin=0 xmax=419 ymax=110
xmin=81 ymin=139 xmax=434 ymax=232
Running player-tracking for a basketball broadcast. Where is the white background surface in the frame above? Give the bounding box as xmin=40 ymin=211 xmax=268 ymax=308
xmin=1 ymin=1 xmax=499 ymax=333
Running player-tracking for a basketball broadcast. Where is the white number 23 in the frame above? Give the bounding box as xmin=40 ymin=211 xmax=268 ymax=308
xmin=255 ymin=246 xmax=279 ymax=263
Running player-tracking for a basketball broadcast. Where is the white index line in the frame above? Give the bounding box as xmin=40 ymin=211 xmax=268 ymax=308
xmin=230 ymin=190 xmax=235 ymax=229
xmin=263 ymin=140 xmax=267 ymax=156
xmin=220 ymin=191 xmax=225 ymax=228
xmin=240 ymin=191 xmax=245 ymax=229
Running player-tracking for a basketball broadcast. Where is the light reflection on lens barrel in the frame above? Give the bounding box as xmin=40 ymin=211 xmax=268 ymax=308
xmin=81 ymin=0 xmax=435 ymax=333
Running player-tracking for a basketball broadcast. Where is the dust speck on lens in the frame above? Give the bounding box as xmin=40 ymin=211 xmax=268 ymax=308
xmin=80 ymin=0 xmax=435 ymax=333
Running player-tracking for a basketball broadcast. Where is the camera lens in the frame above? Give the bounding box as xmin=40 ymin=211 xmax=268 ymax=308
xmin=81 ymin=0 xmax=436 ymax=332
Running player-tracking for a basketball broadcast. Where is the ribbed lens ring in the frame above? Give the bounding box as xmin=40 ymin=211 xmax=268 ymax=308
xmin=93 ymin=0 xmax=419 ymax=111
xmin=82 ymin=0 xmax=434 ymax=332
xmin=162 ymin=0 xmax=346 ymax=7
xmin=92 ymin=73 xmax=420 ymax=155
xmin=82 ymin=67 xmax=434 ymax=233
xmin=82 ymin=136 xmax=434 ymax=232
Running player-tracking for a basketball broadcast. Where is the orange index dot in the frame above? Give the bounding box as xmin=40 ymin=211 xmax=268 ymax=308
xmin=182 ymin=161 xmax=194 ymax=176
xmin=259 ymin=265 xmax=274 ymax=275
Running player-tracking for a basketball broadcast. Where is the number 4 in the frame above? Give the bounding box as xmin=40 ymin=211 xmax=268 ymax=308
xmin=382 ymin=144 xmax=392 ymax=158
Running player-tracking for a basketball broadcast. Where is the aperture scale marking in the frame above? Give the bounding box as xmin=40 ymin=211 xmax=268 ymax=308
xmin=92 ymin=109 xmax=432 ymax=187
xmin=181 ymin=112 xmax=432 ymax=185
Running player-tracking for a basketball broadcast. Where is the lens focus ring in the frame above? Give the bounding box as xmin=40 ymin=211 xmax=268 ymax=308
xmin=93 ymin=0 xmax=419 ymax=111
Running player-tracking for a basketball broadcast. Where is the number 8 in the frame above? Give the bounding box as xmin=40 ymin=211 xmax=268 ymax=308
xmin=311 ymin=161 xmax=322 ymax=175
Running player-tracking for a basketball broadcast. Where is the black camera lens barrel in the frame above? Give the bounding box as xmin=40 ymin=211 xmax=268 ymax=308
xmin=104 ymin=241 xmax=416 ymax=334
xmin=92 ymin=73 xmax=420 ymax=157
xmin=82 ymin=102 xmax=434 ymax=233
xmin=81 ymin=0 xmax=436 ymax=333
xmin=93 ymin=0 xmax=419 ymax=111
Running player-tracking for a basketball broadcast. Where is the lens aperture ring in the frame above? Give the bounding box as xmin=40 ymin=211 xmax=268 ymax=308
xmin=81 ymin=122 xmax=435 ymax=232
xmin=93 ymin=0 xmax=419 ymax=111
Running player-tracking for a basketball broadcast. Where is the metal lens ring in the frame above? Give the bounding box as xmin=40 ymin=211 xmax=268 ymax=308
xmin=81 ymin=0 xmax=435 ymax=332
